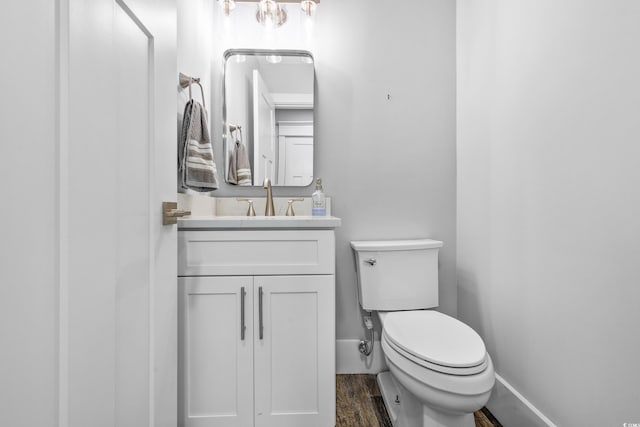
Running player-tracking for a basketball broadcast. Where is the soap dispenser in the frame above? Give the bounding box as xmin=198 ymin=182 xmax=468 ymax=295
xmin=312 ymin=178 xmax=327 ymax=216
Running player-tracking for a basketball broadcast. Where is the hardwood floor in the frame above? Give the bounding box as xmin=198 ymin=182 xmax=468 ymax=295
xmin=337 ymin=374 xmax=392 ymax=427
xmin=336 ymin=374 xmax=502 ymax=427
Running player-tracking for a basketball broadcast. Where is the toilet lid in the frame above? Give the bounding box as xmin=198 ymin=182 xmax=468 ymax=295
xmin=383 ymin=311 xmax=487 ymax=369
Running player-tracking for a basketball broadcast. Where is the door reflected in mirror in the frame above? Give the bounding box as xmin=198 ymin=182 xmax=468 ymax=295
xmin=223 ymin=49 xmax=315 ymax=187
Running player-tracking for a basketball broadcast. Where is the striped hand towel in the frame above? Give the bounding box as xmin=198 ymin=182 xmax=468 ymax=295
xmin=227 ymin=130 xmax=252 ymax=186
xmin=179 ymin=100 xmax=219 ymax=191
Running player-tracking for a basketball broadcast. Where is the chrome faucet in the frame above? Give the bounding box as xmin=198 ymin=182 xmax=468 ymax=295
xmin=263 ymin=178 xmax=275 ymax=216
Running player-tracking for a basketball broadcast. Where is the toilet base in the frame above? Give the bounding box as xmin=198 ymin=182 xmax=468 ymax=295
xmin=378 ymin=371 xmax=401 ymax=425
xmin=377 ymin=371 xmax=475 ymax=427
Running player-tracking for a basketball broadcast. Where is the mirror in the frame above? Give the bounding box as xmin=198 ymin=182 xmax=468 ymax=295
xmin=223 ymin=49 xmax=315 ymax=187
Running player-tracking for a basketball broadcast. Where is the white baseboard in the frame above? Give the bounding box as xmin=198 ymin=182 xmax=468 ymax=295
xmin=488 ymin=373 xmax=557 ymax=427
xmin=336 ymin=339 xmax=387 ymax=374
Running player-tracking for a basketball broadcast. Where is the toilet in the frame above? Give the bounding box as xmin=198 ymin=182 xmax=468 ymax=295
xmin=350 ymin=239 xmax=495 ymax=427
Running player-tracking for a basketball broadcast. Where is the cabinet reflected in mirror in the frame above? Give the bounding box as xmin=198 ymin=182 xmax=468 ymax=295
xmin=223 ymin=49 xmax=314 ymax=187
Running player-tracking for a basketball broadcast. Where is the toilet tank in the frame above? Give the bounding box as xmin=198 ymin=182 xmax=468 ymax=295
xmin=350 ymin=239 xmax=443 ymax=311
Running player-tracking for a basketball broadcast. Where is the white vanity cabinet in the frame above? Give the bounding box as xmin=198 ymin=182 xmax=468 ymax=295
xmin=178 ymin=227 xmax=337 ymax=427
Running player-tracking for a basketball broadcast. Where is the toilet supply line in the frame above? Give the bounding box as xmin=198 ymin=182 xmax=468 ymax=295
xmin=359 ymin=312 xmax=374 ymax=357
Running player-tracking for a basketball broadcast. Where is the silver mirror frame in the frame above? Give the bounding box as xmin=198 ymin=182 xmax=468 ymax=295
xmin=222 ymin=48 xmax=315 ymax=187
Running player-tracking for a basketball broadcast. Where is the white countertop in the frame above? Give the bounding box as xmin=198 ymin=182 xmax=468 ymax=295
xmin=178 ymin=215 xmax=341 ymax=230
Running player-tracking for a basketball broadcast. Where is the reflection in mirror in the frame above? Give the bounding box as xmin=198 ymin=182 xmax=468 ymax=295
xmin=223 ymin=49 xmax=314 ymax=187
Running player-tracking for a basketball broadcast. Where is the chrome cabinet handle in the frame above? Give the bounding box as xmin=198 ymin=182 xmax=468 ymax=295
xmin=365 ymin=258 xmax=377 ymax=266
xmin=258 ymin=286 xmax=264 ymax=340
xmin=240 ymin=286 xmax=246 ymax=341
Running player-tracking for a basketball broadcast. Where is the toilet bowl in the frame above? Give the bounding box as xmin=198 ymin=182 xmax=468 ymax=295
xmin=350 ymin=239 xmax=495 ymax=427
xmin=378 ymin=311 xmax=494 ymax=427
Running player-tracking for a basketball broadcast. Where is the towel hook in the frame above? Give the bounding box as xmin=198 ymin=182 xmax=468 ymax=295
xmin=229 ymin=123 xmax=243 ymax=143
xmin=179 ymin=72 xmax=206 ymax=110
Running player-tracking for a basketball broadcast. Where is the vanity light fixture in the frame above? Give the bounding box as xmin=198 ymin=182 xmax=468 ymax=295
xmin=220 ymin=0 xmax=319 ymax=26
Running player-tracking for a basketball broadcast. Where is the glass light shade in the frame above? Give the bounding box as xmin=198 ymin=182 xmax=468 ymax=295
xmin=218 ymin=0 xmax=236 ymax=16
xmin=300 ymin=0 xmax=317 ymax=16
xmin=256 ymin=0 xmax=287 ymax=27
xmin=256 ymin=0 xmax=276 ymax=25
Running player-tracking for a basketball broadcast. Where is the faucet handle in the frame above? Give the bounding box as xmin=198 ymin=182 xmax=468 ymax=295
xmin=285 ymin=198 xmax=305 ymax=217
xmin=236 ymin=198 xmax=256 ymax=216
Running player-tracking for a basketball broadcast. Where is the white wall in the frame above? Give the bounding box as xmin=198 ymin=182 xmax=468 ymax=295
xmin=0 ymin=2 xmax=58 ymax=425
xmin=259 ymin=61 xmax=314 ymax=95
xmin=210 ymin=0 xmax=457 ymax=352
xmin=225 ymin=56 xmax=256 ymax=160
xmin=177 ymin=0 xmax=213 ymax=159
xmin=457 ymin=1 xmax=640 ymax=425
xmin=177 ymin=0 xmax=215 ymax=195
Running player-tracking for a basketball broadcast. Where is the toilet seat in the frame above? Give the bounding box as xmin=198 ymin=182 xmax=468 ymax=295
xmin=383 ymin=333 xmax=488 ymax=375
xmin=382 ymin=311 xmax=487 ymax=375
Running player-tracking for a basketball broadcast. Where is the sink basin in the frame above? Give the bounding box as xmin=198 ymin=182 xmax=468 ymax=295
xmin=177 ymin=215 xmax=341 ymax=230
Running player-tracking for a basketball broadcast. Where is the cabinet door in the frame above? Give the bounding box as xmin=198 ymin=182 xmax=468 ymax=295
xmin=179 ymin=277 xmax=254 ymax=427
xmin=254 ymin=275 xmax=335 ymax=427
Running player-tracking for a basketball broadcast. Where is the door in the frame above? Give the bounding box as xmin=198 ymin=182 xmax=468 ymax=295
xmin=283 ymin=137 xmax=313 ymax=185
xmin=254 ymin=275 xmax=335 ymax=427
xmin=179 ymin=277 xmax=254 ymax=427
xmin=253 ymin=69 xmax=276 ymax=185
xmin=277 ymin=121 xmax=314 ymax=186
xmin=63 ymin=0 xmax=177 ymax=426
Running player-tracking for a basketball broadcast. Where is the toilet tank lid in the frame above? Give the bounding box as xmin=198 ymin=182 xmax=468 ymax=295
xmin=350 ymin=239 xmax=443 ymax=252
